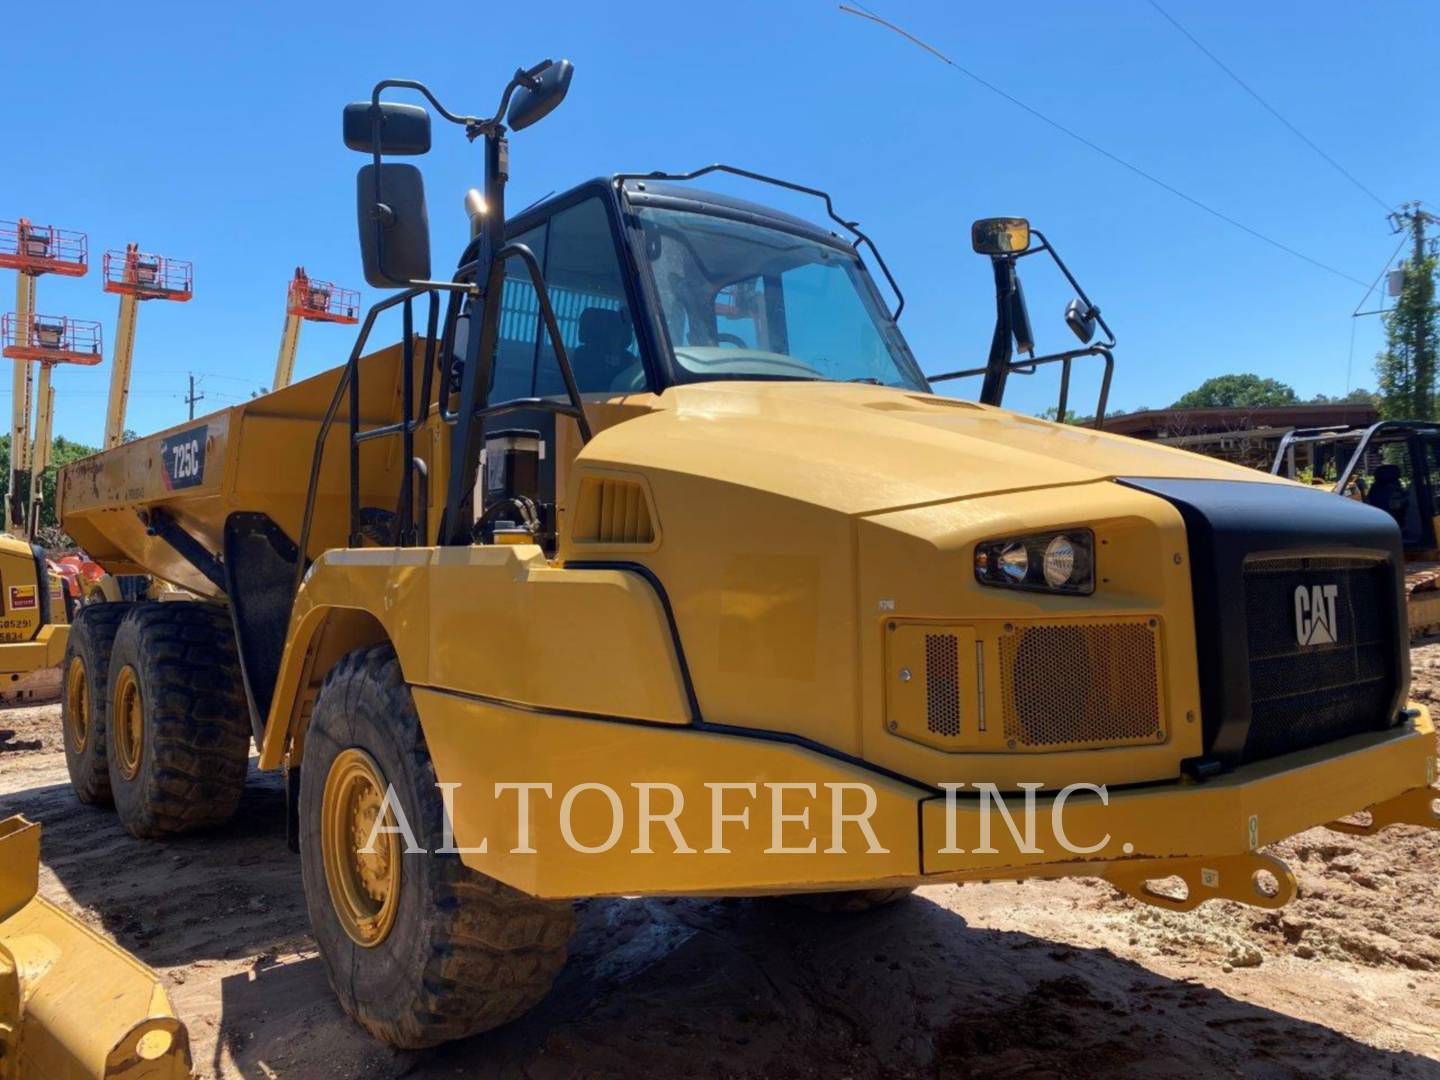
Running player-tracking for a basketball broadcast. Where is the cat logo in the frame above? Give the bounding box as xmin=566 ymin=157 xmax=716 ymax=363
xmin=1294 ymin=583 xmax=1340 ymax=646
xmin=7 ymin=585 xmax=36 ymax=611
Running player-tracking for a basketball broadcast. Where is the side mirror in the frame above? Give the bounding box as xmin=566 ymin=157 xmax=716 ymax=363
xmin=357 ymin=163 xmax=431 ymax=288
xmin=506 ymin=59 xmax=574 ymax=131
xmin=971 ymin=217 xmax=1030 ymax=256
xmin=1064 ymin=298 xmax=1096 ymax=344
xmin=343 ymin=101 xmax=432 ymax=155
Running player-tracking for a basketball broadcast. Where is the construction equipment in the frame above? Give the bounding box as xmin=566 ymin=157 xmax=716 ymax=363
xmin=53 ymin=61 xmax=1439 ymax=1050
xmin=1272 ymin=420 xmax=1440 ymax=637
xmin=0 ymin=815 xmax=191 ymax=1078
xmin=0 ymin=533 xmax=69 ymax=701
xmin=0 ymin=220 xmax=88 ymax=537
xmin=273 ymin=268 xmax=358 ymax=391
xmin=0 ymin=314 xmax=103 ymax=537
xmin=102 ymin=245 xmax=193 ymax=450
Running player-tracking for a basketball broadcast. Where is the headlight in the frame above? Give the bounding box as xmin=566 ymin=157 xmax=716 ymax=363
xmin=974 ymin=529 xmax=1094 ymax=595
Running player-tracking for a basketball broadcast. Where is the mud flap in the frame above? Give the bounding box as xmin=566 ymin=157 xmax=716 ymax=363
xmin=0 ymin=816 xmax=192 ymax=1079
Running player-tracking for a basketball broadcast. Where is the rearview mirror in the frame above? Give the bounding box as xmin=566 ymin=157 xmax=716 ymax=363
xmin=506 ymin=59 xmax=574 ymax=131
xmin=971 ymin=217 xmax=1030 ymax=256
xmin=1064 ymin=298 xmax=1096 ymax=344
xmin=343 ymin=101 xmax=432 ymax=155
xmin=357 ymin=163 xmax=431 ymax=288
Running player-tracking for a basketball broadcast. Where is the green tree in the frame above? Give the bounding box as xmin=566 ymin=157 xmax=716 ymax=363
xmin=1375 ymin=249 xmax=1439 ymax=420
xmin=1172 ymin=373 xmax=1298 ymax=409
xmin=0 ymin=432 xmax=101 ymax=544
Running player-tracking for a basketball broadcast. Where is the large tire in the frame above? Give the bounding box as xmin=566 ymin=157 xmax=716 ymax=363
xmin=299 ymin=644 xmax=574 ymax=1049
xmin=105 ymin=603 xmax=251 ymax=838
xmin=59 ymin=602 xmax=134 ymax=805
xmin=781 ymin=887 xmax=916 ymax=914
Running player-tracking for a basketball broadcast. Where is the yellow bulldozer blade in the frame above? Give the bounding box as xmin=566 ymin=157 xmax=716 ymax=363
xmin=0 ymin=816 xmax=191 ymax=1079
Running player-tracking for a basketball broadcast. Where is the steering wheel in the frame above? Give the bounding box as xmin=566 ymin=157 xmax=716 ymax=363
xmin=715 ymin=333 xmax=747 ymax=349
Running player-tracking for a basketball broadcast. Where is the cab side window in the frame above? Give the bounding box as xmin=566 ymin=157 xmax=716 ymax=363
xmin=489 ymin=223 xmax=548 ymax=403
xmin=535 ymin=198 xmax=641 ymax=395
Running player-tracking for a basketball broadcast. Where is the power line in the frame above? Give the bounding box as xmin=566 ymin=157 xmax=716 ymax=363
xmin=837 ymin=3 xmax=1370 ymax=288
xmin=1146 ymin=0 xmax=1392 ymax=213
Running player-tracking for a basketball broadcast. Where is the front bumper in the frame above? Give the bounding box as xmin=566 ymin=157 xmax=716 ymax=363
xmin=414 ymin=688 xmax=1437 ymax=902
xmin=0 ymin=623 xmax=69 ymax=679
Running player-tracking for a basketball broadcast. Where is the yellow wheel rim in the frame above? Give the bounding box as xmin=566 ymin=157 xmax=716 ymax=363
xmin=112 ymin=666 xmax=144 ymax=781
xmin=321 ymin=748 xmax=401 ymax=948
xmin=65 ymin=656 xmax=90 ymax=753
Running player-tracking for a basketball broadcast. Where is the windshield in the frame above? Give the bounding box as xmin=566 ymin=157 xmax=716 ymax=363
xmin=636 ymin=207 xmax=926 ymax=390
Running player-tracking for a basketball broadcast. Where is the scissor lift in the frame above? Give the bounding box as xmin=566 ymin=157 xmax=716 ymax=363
xmin=0 ymin=314 xmax=102 ymax=536
xmin=274 ymin=267 xmax=358 ymax=391
xmin=102 ymin=244 xmax=193 ymax=449
xmin=0 ymin=220 xmax=88 ymax=534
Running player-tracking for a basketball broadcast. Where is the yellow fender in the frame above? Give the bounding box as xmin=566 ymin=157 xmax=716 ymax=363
xmin=0 ymin=817 xmax=191 ymax=1079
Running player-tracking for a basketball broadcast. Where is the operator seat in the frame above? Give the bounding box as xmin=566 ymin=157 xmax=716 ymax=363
xmin=572 ymin=306 xmax=636 ymax=391
xmin=1366 ymin=463 xmax=1422 ymax=544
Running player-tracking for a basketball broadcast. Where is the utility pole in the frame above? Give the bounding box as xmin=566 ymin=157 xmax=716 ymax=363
xmin=185 ymin=373 xmax=204 ymax=420
xmin=1371 ymin=203 xmax=1440 ymax=419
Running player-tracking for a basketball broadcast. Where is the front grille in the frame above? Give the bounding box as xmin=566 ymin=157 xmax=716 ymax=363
xmin=998 ymin=621 xmax=1162 ymax=749
xmin=1242 ymin=556 xmax=1396 ymax=760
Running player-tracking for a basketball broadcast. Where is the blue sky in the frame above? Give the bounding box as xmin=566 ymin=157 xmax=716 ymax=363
xmin=2 ymin=1 xmax=1434 ymax=442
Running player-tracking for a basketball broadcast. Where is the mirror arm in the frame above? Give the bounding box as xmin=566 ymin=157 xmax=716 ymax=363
xmin=1029 ymin=229 xmax=1116 ymax=348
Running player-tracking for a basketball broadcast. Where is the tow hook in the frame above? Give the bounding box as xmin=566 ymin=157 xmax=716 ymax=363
xmin=1103 ymin=851 xmax=1297 ymax=912
xmin=1325 ymin=786 xmax=1440 ymax=837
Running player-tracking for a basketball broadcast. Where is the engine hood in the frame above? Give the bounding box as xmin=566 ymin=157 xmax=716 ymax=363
xmin=586 ymin=381 xmax=1280 ymax=516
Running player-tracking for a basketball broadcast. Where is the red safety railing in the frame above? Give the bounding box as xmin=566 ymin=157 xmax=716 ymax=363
xmin=1 ymin=313 xmax=104 ymax=365
xmin=0 ymin=219 xmax=88 ymax=276
xmin=286 ymin=270 xmax=359 ymax=324
xmin=102 ymin=246 xmax=193 ymax=300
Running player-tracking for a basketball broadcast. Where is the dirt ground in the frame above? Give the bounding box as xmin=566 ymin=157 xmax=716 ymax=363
xmin=6 ymin=654 xmax=1440 ymax=1079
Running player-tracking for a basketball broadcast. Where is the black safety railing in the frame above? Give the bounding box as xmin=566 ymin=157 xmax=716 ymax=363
xmin=293 ymin=243 xmax=593 ymax=596
xmin=293 ymin=287 xmax=440 ymax=597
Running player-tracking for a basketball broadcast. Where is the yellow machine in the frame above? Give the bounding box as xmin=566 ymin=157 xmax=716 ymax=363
xmin=0 ymin=816 xmax=191 ymax=1078
xmin=0 ymin=534 xmax=68 ymax=699
xmin=1272 ymin=420 xmax=1440 ymax=638
xmin=51 ymin=62 xmax=1440 ymax=1049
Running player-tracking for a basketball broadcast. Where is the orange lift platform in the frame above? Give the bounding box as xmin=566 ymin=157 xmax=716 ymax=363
xmin=0 ymin=314 xmax=102 ymax=535
xmin=102 ymin=244 xmax=193 ymax=449
xmin=274 ymin=267 xmax=358 ymax=391
xmin=0 ymin=220 xmax=88 ymax=534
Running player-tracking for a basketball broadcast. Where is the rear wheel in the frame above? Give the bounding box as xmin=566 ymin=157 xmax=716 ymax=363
xmin=299 ymin=644 xmax=574 ymax=1049
xmin=105 ymin=603 xmax=251 ymax=838
xmin=59 ymin=602 xmax=133 ymax=805
xmin=780 ymin=887 xmax=916 ymax=914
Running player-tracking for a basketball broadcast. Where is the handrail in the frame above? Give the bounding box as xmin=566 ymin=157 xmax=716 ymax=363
xmin=292 ymin=286 xmax=437 ymax=597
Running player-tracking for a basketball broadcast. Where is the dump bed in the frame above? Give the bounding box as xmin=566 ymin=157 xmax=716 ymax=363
xmin=59 ymin=340 xmax=426 ymax=598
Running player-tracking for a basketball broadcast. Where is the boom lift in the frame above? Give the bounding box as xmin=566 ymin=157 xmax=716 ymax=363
xmin=1 ymin=313 xmax=103 ymax=536
xmin=52 ymin=60 xmax=1440 ymax=1051
xmin=0 ymin=219 xmax=87 ymax=535
xmin=273 ymin=268 xmax=358 ymax=391
xmin=102 ymin=244 xmax=193 ymax=449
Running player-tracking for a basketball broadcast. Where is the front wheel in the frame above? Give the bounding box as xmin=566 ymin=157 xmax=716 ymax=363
xmin=299 ymin=643 xmax=574 ymax=1049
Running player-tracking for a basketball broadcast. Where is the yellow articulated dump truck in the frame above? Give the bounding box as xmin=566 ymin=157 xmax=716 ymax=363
xmin=49 ymin=61 xmax=1439 ymax=1048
